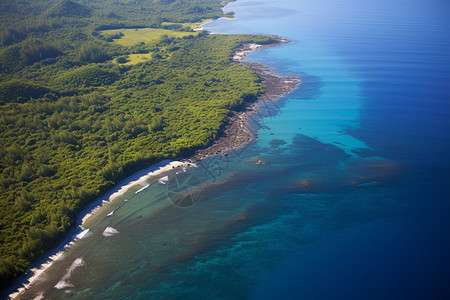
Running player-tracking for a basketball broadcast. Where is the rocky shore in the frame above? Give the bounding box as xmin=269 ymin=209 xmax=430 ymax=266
xmin=189 ymin=37 xmax=300 ymax=161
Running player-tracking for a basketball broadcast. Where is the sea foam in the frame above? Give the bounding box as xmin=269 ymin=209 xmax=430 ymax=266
xmin=54 ymin=258 xmax=85 ymax=290
xmin=32 ymin=292 xmax=44 ymax=300
xmin=158 ymin=175 xmax=169 ymax=185
xmin=75 ymin=229 xmax=90 ymax=240
xmin=103 ymin=227 xmax=119 ymax=237
xmin=135 ymin=184 xmax=150 ymax=194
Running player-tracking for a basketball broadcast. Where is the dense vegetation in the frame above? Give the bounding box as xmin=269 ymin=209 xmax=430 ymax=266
xmin=0 ymin=0 xmax=277 ymax=291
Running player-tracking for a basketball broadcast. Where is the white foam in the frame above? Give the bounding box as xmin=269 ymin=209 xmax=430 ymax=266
xmin=82 ymin=160 xmax=188 ymax=225
xmin=12 ymin=160 xmax=194 ymax=298
xmin=158 ymin=175 xmax=169 ymax=185
xmin=54 ymin=258 xmax=85 ymax=290
xmin=32 ymin=292 xmax=44 ymax=300
xmin=75 ymin=229 xmax=90 ymax=240
xmin=54 ymin=281 xmax=74 ymax=290
xmin=103 ymin=227 xmax=119 ymax=237
xmin=135 ymin=184 xmax=150 ymax=194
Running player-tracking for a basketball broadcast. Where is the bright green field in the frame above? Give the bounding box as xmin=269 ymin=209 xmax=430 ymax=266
xmin=118 ymin=53 xmax=153 ymax=65
xmin=101 ymin=28 xmax=198 ymax=47
xmin=162 ymin=19 xmax=214 ymax=30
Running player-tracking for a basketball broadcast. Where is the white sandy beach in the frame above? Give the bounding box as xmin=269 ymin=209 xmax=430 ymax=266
xmin=233 ymin=43 xmax=263 ymax=60
xmin=80 ymin=160 xmax=189 ymax=225
xmin=8 ymin=251 xmax=65 ymax=299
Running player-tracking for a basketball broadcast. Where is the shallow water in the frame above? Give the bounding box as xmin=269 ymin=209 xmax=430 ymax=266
xmin=17 ymin=0 xmax=450 ymax=299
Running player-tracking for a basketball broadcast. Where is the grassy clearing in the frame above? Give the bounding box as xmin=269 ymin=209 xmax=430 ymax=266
xmin=101 ymin=28 xmax=198 ymax=47
xmin=162 ymin=19 xmax=214 ymax=30
xmin=119 ymin=53 xmax=153 ymax=65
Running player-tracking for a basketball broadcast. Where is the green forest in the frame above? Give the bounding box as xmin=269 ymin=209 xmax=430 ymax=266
xmin=0 ymin=0 xmax=277 ymax=290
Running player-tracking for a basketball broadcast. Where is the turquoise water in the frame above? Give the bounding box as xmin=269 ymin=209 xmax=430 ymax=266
xmin=16 ymin=0 xmax=449 ymax=299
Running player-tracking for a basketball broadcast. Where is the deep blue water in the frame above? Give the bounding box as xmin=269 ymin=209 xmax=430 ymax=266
xmin=16 ymin=0 xmax=450 ymax=299
xmin=206 ymin=0 xmax=450 ymax=299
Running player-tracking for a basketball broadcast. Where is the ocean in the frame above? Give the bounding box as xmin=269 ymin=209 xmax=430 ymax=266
xmin=15 ymin=0 xmax=450 ymax=299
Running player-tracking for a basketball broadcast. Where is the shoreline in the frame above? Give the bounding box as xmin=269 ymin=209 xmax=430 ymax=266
xmin=79 ymin=160 xmax=190 ymax=226
xmin=6 ymin=38 xmax=300 ymax=300
xmin=189 ymin=37 xmax=300 ymax=161
xmin=7 ymin=160 xmax=193 ymax=299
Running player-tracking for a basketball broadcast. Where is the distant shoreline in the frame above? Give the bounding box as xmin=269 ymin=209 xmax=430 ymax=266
xmin=189 ymin=36 xmax=300 ymax=161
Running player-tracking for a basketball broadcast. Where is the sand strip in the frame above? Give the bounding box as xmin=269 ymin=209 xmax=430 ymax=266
xmin=7 ymin=159 xmax=193 ymax=299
